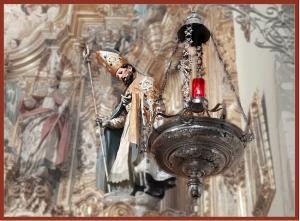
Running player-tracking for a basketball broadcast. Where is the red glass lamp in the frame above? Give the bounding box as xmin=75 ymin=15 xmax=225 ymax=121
xmin=192 ymin=77 xmax=205 ymax=103
xmin=192 ymin=77 xmax=205 ymax=97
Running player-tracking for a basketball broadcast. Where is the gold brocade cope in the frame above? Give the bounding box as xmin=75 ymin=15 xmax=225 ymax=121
xmin=126 ymin=74 xmax=145 ymax=145
xmin=108 ymin=73 xmax=157 ymax=183
xmin=123 ymin=73 xmax=158 ymax=145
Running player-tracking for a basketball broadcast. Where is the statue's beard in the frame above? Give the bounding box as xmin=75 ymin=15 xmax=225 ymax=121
xmin=122 ymin=71 xmax=134 ymax=87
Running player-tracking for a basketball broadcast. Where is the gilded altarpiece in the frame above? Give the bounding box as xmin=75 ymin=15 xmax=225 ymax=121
xmin=4 ymin=4 xmax=275 ymax=217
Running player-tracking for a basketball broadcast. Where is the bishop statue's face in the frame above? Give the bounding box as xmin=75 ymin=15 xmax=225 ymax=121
xmin=116 ymin=66 xmax=134 ymax=87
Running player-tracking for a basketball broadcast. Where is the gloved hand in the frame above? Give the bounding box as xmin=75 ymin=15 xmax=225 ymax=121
xmin=95 ymin=117 xmax=110 ymax=128
xmin=121 ymin=93 xmax=132 ymax=106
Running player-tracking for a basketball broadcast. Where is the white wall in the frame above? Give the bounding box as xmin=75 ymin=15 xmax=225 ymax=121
xmin=233 ymin=5 xmax=295 ymax=216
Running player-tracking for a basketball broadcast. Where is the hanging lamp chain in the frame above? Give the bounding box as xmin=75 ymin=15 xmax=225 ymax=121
xmin=210 ymin=33 xmax=254 ymax=139
xmin=157 ymin=42 xmax=179 ymax=102
xmin=196 ymin=45 xmax=205 ymax=77
xmin=181 ymin=24 xmax=194 ymax=107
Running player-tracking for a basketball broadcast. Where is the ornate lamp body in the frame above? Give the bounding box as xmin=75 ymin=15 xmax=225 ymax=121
xmin=149 ymin=116 xmax=247 ymax=198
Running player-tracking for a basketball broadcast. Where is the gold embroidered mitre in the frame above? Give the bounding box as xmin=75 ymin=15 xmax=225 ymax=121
xmin=96 ymin=50 xmax=128 ymax=76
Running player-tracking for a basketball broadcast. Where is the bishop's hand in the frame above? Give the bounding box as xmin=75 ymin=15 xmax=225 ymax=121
xmin=121 ymin=93 xmax=132 ymax=106
xmin=95 ymin=116 xmax=110 ymax=128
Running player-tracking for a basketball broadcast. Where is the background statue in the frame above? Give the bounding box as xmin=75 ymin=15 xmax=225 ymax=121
xmin=94 ymin=49 xmax=176 ymax=198
xmin=18 ymin=71 xmax=71 ymax=184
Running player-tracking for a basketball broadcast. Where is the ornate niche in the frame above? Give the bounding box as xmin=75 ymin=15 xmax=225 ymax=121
xmin=244 ymin=92 xmax=276 ymax=216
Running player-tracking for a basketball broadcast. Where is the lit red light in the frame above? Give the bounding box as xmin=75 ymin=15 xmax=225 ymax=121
xmin=192 ymin=77 xmax=205 ymax=97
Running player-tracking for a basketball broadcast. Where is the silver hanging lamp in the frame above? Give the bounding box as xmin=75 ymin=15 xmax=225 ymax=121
xmin=149 ymin=12 xmax=253 ymax=200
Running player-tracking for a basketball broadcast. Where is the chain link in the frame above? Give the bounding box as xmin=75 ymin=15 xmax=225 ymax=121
xmin=181 ymin=24 xmax=194 ymax=108
xmin=196 ymin=45 xmax=205 ymax=77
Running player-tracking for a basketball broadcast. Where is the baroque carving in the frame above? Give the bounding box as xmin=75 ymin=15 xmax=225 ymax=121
xmin=105 ymin=202 xmax=134 ymax=216
xmin=246 ymin=92 xmax=276 ymax=216
xmin=71 ymin=188 xmax=186 ymax=217
xmin=6 ymin=176 xmax=54 ymax=216
xmin=96 ymin=5 xmax=135 ymax=17
xmin=72 ymin=189 xmax=104 ymax=216
xmin=4 ymin=4 xmax=63 ymax=51
xmin=222 ymin=5 xmax=295 ymax=64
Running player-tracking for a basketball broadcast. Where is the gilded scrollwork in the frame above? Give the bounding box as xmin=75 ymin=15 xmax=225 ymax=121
xmin=6 ymin=176 xmax=54 ymax=216
xmin=105 ymin=202 xmax=134 ymax=216
xmin=72 ymin=190 xmax=104 ymax=216
xmin=221 ymin=5 xmax=294 ymax=64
